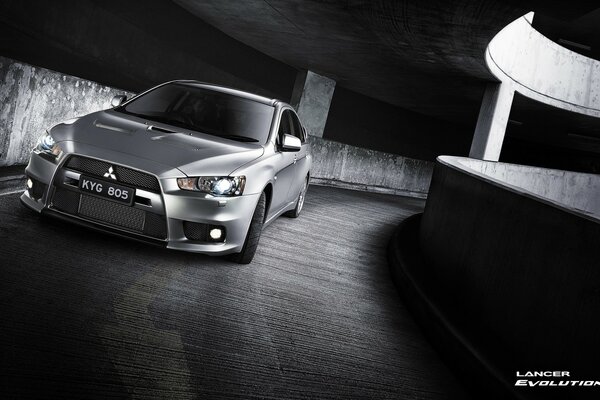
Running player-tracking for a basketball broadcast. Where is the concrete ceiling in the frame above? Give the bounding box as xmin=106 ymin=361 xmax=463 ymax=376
xmin=173 ymin=0 xmax=528 ymax=124
xmin=173 ymin=0 xmax=598 ymax=125
xmin=2 ymin=0 xmax=599 ymax=165
xmin=171 ymin=0 xmax=600 ymax=170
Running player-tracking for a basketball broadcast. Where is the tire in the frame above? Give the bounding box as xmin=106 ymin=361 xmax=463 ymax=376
xmin=227 ymin=192 xmax=266 ymax=264
xmin=284 ymin=176 xmax=308 ymax=218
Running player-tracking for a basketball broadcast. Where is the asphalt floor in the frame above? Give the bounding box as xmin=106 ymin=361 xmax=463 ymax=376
xmin=0 ymin=181 xmax=470 ymax=399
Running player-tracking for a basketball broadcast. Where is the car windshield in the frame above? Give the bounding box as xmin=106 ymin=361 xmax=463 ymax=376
xmin=116 ymin=83 xmax=274 ymax=143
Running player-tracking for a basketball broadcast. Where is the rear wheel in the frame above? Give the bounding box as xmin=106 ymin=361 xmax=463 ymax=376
xmin=227 ymin=192 xmax=266 ymax=264
xmin=284 ymin=176 xmax=308 ymax=218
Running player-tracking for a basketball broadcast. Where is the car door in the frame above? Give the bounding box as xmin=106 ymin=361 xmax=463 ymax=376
xmin=269 ymin=109 xmax=299 ymax=213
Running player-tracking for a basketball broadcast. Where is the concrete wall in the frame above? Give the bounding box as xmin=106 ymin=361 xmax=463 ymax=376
xmin=0 ymin=57 xmax=434 ymax=196
xmin=0 ymin=56 xmax=133 ymax=167
xmin=324 ymin=86 xmax=473 ymax=161
xmin=454 ymin=157 xmax=600 ymax=218
xmin=309 ymin=136 xmax=433 ymax=198
xmin=418 ymin=156 xmax=600 ymax=394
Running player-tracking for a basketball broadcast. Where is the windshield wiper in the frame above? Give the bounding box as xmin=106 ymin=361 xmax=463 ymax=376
xmin=117 ymin=111 xmax=190 ymax=131
xmin=219 ymin=134 xmax=259 ymax=143
xmin=116 ymin=109 xmax=260 ymax=142
xmin=141 ymin=115 xmax=190 ymax=129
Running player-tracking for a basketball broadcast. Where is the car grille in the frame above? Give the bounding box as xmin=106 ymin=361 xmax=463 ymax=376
xmin=52 ymin=186 xmax=80 ymax=214
xmin=51 ymin=187 xmax=167 ymax=240
xmin=65 ymin=155 xmax=161 ymax=193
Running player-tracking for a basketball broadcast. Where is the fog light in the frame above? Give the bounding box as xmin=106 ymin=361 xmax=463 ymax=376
xmin=209 ymin=228 xmax=223 ymax=240
xmin=27 ymin=178 xmax=33 ymax=189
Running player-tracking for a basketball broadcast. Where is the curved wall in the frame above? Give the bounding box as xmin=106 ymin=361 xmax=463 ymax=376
xmin=487 ymin=13 xmax=600 ymax=117
xmin=452 ymin=157 xmax=600 ymax=219
xmin=418 ymin=156 xmax=600 ymax=395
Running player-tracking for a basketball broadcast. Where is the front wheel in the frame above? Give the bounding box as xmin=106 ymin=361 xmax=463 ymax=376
xmin=284 ymin=176 xmax=308 ymax=218
xmin=227 ymin=192 xmax=266 ymax=264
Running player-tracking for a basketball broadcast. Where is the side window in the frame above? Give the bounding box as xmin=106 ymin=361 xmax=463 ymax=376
xmin=277 ymin=110 xmax=293 ymax=144
xmin=278 ymin=109 xmax=306 ymax=145
xmin=289 ymin=112 xmax=305 ymax=143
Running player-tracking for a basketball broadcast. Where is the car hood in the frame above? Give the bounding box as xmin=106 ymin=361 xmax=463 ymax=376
xmin=52 ymin=110 xmax=264 ymax=176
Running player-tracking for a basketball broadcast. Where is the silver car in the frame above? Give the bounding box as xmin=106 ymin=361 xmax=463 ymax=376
xmin=21 ymin=81 xmax=311 ymax=263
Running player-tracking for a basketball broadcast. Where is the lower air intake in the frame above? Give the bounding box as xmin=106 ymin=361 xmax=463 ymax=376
xmin=183 ymin=221 xmax=226 ymax=242
xmin=79 ymin=195 xmax=145 ymax=231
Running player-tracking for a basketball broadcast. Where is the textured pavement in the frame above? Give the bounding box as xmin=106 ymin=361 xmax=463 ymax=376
xmin=0 ymin=185 xmax=469 ymax=399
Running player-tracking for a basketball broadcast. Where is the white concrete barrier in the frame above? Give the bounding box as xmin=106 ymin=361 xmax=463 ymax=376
xmin=446 ymin=156 xmax=600 ymax=220
xmin=471 ymin=13 xmax=600 ymax=161
xmin=487 ymin=13 xmax=600 ymax=117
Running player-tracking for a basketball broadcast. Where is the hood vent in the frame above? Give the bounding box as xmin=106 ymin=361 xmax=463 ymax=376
xmin=94 ymin=120 xmax=132 ymax=133
xmin=147 ymin=125 xmax=177 ymax=134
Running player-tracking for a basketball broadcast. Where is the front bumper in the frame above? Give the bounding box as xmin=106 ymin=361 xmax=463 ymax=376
xmin=21 ymin=150 xmax=260 ymax=255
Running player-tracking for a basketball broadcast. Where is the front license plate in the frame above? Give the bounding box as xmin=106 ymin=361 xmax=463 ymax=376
xmin=79 ymin=175 xmax=135 ymax=205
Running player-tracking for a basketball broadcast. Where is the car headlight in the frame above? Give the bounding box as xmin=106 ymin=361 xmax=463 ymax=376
xmin=177 ymin=176 xmax=246 ymax=196
xmin=34 ymin=131 xmax=63 ymax=161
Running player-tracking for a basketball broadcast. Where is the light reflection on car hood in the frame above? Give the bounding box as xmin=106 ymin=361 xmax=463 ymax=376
xmin=52 ymin=110 xmax=265 ymax=176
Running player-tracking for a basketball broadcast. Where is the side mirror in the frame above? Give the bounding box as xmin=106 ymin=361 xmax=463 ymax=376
xmin=281 ymin=134 xmax=301 ymax=152
xmin=111 ymin=95 xmax=127 ymax=108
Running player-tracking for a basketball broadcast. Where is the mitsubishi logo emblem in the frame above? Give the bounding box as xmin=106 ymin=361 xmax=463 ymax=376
xmin=103 ymin=166 xmax=117 ymax=180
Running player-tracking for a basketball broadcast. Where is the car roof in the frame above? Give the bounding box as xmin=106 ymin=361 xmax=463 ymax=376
xmin=168 ymin=80 xmax=282 ymax=107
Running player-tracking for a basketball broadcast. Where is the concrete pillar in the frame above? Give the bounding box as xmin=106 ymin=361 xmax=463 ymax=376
xmin=290 ymin=70 xmax=336 ymax=137
xmin=469 ymin=82 xmax=515 ymax=161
